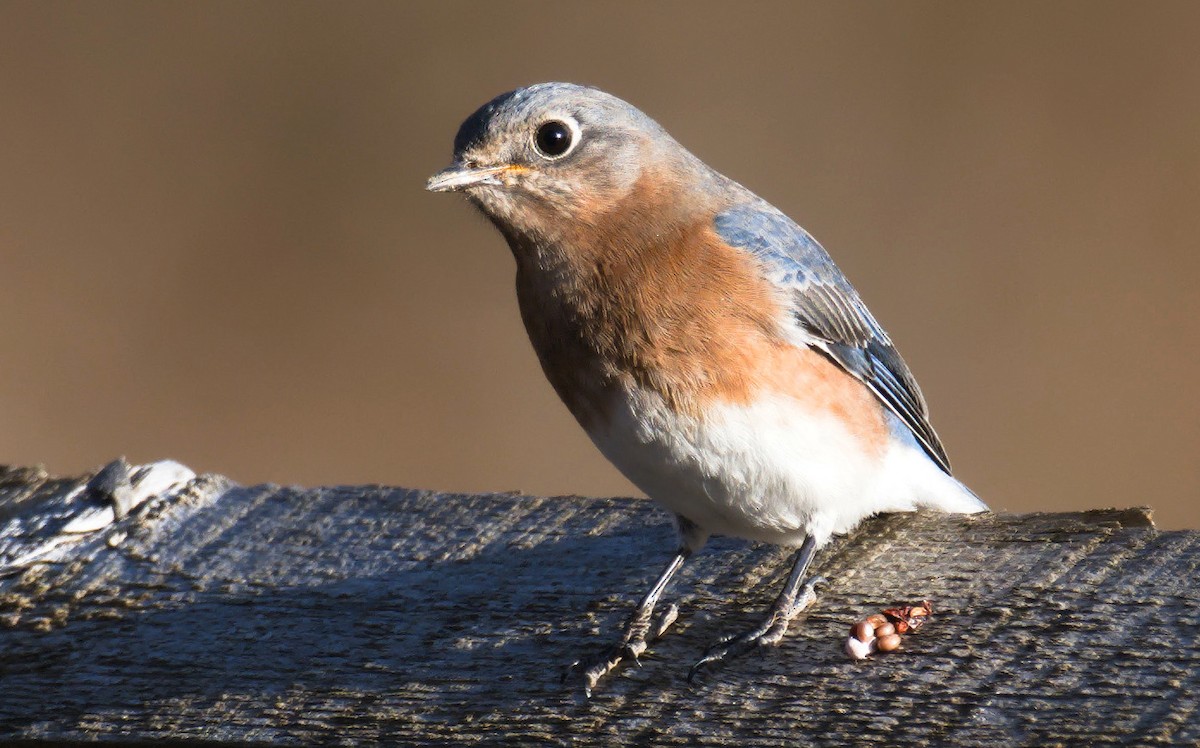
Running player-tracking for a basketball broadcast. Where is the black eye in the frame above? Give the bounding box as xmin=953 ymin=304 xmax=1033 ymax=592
xmin=535 ymin=120 xmax=574 ymax=158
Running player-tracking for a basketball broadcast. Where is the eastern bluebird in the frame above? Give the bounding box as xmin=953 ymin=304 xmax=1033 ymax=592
xmin=427 ymin=83 xmax=987 ymax=693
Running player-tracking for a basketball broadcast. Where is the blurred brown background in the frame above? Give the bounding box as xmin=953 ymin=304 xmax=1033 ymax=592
xmin=1 ymin=2 xmax=1197 ymax=527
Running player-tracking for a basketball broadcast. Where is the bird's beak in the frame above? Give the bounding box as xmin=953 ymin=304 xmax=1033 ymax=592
xmin=425 ymin=163 xmax=514 ymax=192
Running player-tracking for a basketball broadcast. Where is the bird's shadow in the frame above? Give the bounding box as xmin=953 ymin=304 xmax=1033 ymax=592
xmin=0 ymin=487 xmax=891 ymax=733
xmin=0 ymin=517 xmax=692 ymax=722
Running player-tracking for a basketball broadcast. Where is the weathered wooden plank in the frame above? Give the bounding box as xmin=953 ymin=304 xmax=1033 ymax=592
xmin=0 ymin=462 xmax=1194 ymax=745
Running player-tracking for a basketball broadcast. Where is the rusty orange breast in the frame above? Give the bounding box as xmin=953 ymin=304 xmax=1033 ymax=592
xmin=510 ymin=172 xmax=887 ymax=455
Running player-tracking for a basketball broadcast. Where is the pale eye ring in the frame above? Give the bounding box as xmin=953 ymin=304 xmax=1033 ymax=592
xmin=533 ymin=116 xmax=581 ymax=160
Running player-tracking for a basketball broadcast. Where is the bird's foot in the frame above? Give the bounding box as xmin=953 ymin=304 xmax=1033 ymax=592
xmin=688 ymin=576 xmax=826 ymax=683
xmin=565 ymin=603 xmax=679 ymax=697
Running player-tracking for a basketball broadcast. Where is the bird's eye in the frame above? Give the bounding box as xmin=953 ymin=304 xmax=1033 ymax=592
xmin=534 ymin=119 xmax=576 ymax=159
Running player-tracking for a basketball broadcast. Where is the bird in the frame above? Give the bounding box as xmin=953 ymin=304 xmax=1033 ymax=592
xmin=426 ymin=82 xmax=987 ymax=693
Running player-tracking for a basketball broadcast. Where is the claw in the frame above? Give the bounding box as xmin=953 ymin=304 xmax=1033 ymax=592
xmin=652 ymin=603 xmax=679 ymax=640
xmin=688 ymin=621 xmax=772 ymax=683
xmin=563 ymin=549 xmax=691 ymax=696
xmin=688 ymin=571 xmax=825 ymax=683
xmin=561 ymin=657 xmax=589 ymax=686
xmin=781 ymin=576 xmax=826 ymax=618
xmin=565 ymin=618 xmax=653 ymax=696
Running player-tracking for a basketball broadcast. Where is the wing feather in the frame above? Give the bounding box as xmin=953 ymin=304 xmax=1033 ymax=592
xmin=714 ymin=203 xmax=952 ymax=473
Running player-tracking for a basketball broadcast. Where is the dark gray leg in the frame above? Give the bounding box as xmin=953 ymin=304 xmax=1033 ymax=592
xmin=688 ymin=535 xmax=825 ymax=682
xmin=568 ymin=547 xmax=691 ymax=696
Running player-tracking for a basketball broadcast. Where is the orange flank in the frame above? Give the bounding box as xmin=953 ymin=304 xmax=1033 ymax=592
xmin=749 ymin=343 xmax=890 ymax=455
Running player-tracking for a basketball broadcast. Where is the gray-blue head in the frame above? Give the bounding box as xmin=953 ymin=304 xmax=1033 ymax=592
xmin=427 ymin=83 xmax=720 ymax=243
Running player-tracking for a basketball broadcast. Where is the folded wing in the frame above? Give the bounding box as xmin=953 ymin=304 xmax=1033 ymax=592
xmin=714 ymin=203 xmax=952 ymax=474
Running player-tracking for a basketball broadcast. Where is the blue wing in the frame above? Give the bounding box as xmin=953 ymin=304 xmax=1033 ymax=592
xmin=714 ymin=202 xmax=952 ymax=474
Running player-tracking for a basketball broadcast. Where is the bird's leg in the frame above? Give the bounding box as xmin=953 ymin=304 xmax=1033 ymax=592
xmin=688 ymin=535 xmax=824 ymax=682
xmin=567 ymin=547 xmax=690 ymax=696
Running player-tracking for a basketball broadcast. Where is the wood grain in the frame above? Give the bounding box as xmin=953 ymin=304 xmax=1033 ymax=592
xmin=0 ymin=463 xmax=1191 ymax=745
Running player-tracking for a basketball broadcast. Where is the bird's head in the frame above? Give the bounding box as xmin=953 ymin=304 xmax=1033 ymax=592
xmin=427 ymin=83 xmax=708 ymax=247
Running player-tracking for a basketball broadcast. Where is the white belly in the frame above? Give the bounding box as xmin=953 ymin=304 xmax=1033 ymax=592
xmin=587 ymin=385 xmax=982 ymax=549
